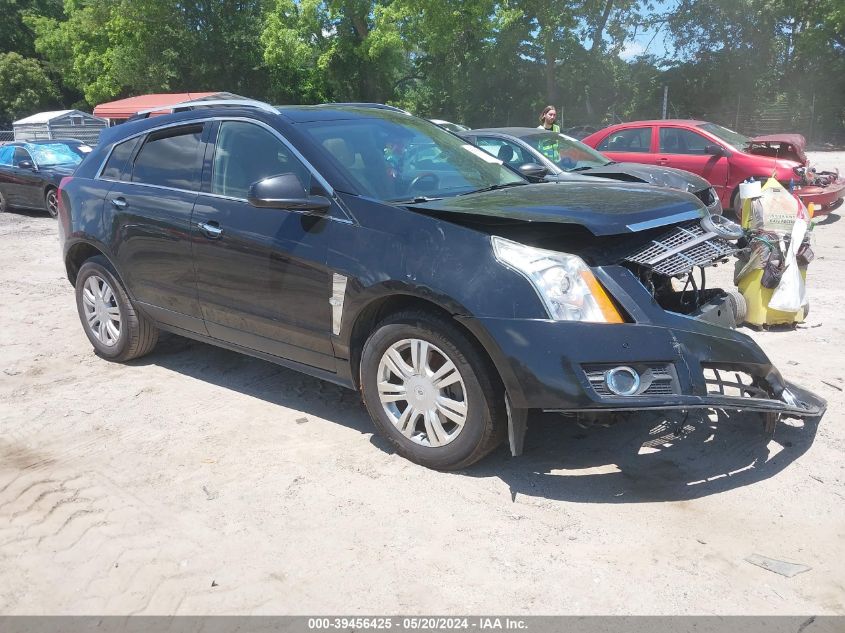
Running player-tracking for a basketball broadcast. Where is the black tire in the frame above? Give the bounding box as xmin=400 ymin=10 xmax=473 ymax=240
xmin=725 ymin=289 xmax=747 ymax=324
xmin=74 ymin=256 xmax=159 ymax=362
xmin=728 ymin=189 xmax=742 ymax=221
xmin=360 ymin=309 xmax=506 ymax=470
xmin=0 ymin=188 xmax=8 ymax=213
xmin=45 ymin=187 xmax=59 ymax=218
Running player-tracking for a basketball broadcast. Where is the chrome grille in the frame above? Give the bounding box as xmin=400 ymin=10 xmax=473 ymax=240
xmin=625 ymin=221 xmax=736 ymax=276
xmin=584 ymin=364 xmax=677 ymax=398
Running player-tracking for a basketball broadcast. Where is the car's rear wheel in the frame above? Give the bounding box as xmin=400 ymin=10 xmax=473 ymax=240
xmin=360 ymin=310 xmax=506 ymax=470
xmin=75 ymin=256 xmax=159 ymax=361
xmin=0 ymin=189 xmax=8 ymax=214
xmin=45 ymin=187 xmax=59 ymax=218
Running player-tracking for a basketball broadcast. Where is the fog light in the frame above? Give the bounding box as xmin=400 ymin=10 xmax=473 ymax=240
xmin=605 ymin=366 xmax=640 ymax=396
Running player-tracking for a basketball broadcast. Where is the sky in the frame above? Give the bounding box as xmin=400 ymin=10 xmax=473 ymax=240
xmin=618 ymin=0 xmax=679 ymax=62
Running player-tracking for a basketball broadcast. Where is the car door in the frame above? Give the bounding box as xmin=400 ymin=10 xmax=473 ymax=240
xmin=104 ymin=122 xmax=208 ymax=334
xmin=11 ymin=147 xmax=42 ymax=207
xmin=656 ymin=127 xmax=730 ymax=194
xmin=595 ymin=126 xmax=656 ymax=165
xmin=0 ymin=146 xmax=15 ymax=205
xmin=191 ymin=119 xmax=336 ymax=371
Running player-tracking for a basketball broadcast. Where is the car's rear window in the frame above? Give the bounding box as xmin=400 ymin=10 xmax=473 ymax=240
xmin=101 ymin=137 xmax=141 ymax=181
xmin=131 ymin=125 xmax=204 ymax=191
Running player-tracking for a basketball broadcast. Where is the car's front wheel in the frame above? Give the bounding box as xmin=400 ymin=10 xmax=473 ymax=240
xmin=45 ymin=187 xmax=59 ymax=218
xmin=360 ymin=310 xmax=506 ymax=470
xmin=74 ymin=256 xmax=159 ymax=361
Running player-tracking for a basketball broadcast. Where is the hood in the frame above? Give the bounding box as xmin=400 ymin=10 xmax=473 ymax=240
xmin=578 ymin=162 xmax=712 ymax=193
xmin=43 ymin=164 xmax=77 ymax=176
xmin=748 ymin=134 xmax=807 ymax=164
xmin=409 ymin=182 xmax=705 ymax=236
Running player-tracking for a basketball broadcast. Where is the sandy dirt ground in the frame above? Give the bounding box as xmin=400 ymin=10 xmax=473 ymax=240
xmin=0 ymin=153 xmax=843 ymax=615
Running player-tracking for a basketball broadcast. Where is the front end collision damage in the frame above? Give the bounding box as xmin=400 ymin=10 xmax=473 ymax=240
xmin=337 ymin=191 xmax=824 ymax=458
xmin=458 ymin=264 xmax=825 ymax=455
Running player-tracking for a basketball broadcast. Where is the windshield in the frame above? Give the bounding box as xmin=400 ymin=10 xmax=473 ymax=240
xmin=27 ymin=143 xmax=88 ymax=167
xmin=697 ymin=123 xmax=749 ymax=149
xmin=521 ymin=132 xmax=610 ymax=171
xmin=300 ymin=114 xmax=524 ymax=202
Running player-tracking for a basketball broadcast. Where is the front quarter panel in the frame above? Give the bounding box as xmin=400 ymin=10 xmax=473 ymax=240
xmin=332 ymin=193 xmax=547 ymax=351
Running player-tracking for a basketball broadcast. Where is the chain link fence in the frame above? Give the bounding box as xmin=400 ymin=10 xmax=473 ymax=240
xmin=0 ymin=131 xmax=13 ymax=144
xmin=667 ymin=96 xmax=844 ymax=149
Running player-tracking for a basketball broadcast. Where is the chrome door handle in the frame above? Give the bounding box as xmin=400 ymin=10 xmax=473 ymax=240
xmin=111 ymin=197 xmax=127 ymax=209
xmin=197 ymin=221 xmax=223 ymax=239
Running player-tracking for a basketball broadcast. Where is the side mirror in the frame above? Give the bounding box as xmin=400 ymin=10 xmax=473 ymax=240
xmin=519 ymin=163 xmax=549 ymax=180
xmin=18 ymin=160 xmax=36 ymax=170
xmin=705 ymin=144 xmax=726 ymax=157
xmin=247 ymin=173 xmax=331 ymax=213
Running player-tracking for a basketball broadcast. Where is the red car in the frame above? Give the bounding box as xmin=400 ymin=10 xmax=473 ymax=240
xmin=583 ymin=120 xmax=844 ymax=215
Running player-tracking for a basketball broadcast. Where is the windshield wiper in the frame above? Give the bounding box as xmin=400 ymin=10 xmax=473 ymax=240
xmin=395 ymin=195 xmax=443 ymax=204
xmin=568 ymin=166 xmax=595 ymax=172
xmin=457 ymin=182 xmax=527 ymax=196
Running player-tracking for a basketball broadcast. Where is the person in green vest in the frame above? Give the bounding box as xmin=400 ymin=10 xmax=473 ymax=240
xmin=537 ymin=105 xmax=560 ymax=132
xmin=537 ymin=105 xmax=561 ymax=161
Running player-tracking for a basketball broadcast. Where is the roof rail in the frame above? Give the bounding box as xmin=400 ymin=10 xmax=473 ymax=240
xmin=320 ymin=103 xmax=412 ymax=115
xmin=131 ymin=98 xmax=278 ymax=120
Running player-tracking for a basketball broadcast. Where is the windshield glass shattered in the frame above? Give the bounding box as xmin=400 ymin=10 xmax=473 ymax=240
xmin=27 ymin=143 xmax=87 ymax=167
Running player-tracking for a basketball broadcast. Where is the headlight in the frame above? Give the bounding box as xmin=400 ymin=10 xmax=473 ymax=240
xmin=492 ymin=236 xmax=624 ymax=323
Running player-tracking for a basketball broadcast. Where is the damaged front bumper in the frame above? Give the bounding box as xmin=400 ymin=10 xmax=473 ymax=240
xmin=794 ymin=179 xmax=845 ymax=213
xmin=463 ymin=265 xmax=826 ymax=422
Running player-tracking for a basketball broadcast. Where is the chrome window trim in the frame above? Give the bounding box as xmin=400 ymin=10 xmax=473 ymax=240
xmin=192 ymin=189 xmax=354 ymax=225
xmin=94 ymin=116 xmax=334 ymax=198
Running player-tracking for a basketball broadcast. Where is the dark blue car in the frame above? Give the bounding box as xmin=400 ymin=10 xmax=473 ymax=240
xmin=0 ymin=140 xmax=92 ymax=217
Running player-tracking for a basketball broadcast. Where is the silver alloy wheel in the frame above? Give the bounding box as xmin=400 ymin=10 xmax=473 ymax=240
xmin=46 ymin=189 xmax=58 ymax=216
xmin=81 ymin=275 xmax=122 ymax=347
xmin=377 ymin=338 xmax=468 ymax=447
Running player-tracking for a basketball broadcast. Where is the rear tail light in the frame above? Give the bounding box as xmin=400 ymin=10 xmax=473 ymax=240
xmin=58 ymin=176 xmax=73 ymax=217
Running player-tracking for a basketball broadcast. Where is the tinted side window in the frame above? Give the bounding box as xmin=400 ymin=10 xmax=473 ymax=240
xmin=0 ymin=146 xmax=12 ymax=166
xmin=212 ymin=121 xmax=311 ymax=199
xmin=476 ymin=137 xmax=531 ymax=166
xmin=132 ymin=125 xmax=203 ymax=190
xmin=13 ymin=147 xmax=33 ymax=166
xmin=659 ymin=128 xmax=710 ymax=154
xmin=101 ymin=137 xmax=140 ymax=181
xmin=597 ymin=127 xmax=652 ymax=153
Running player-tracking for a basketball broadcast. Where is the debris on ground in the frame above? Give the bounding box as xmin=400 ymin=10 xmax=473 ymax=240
xmin=745 ymin=554 xmax=811 ymax=577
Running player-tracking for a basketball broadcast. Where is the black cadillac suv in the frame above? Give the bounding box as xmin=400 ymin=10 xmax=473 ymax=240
xmin=56 ymin=100 xmax=824 ymax=470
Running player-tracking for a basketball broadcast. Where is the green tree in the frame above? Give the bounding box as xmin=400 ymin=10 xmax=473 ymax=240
xmin=29 ymin=0 xmax=270 ymax=105
xmin=0 ymin=52 xmax=60 ymax=127
xmin=0 ymin=0 xmax=63 ymax=56
xmin=262 ymin=0 xmax=330 ymax=103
